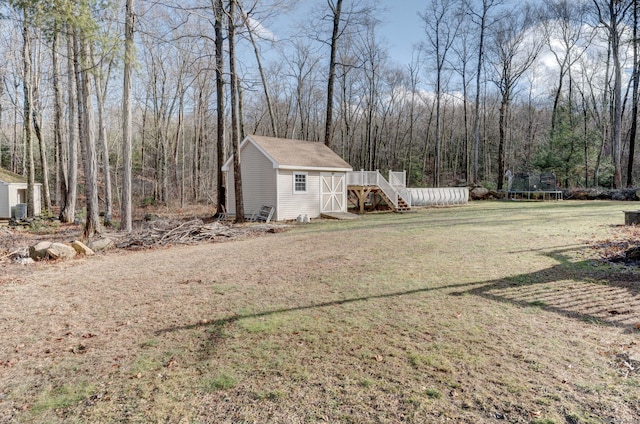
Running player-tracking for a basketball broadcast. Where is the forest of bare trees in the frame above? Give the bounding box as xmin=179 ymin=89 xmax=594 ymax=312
xmin=0 ymin=0 xmax=639 ymax=233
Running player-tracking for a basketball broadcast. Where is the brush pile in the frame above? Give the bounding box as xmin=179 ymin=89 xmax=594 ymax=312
xmin=115 ymin=219 xmax=287 ymax=249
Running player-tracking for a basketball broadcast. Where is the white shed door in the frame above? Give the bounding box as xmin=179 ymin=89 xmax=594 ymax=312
xmin=320 ymin=173 xmax=346 ymax=213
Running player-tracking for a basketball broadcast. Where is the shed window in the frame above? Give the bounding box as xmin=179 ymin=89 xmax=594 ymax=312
xmin=294 ymin=173 xmax=307 ymax=193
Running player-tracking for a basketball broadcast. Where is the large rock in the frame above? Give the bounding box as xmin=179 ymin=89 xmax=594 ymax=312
xmin=29 ymin=241 xmax=52 ymax=261
xmin=470 ymin=187 xmax=489 ymax=200
xmin=611 ymin=190 xmax=628 ymax=201
xmin=46 ymin=243 xmax=77 ymax=260
xmin=71 ymin=240 xmax=95 ymax=256
xmin=88 ymin=237 xmax=114 ymax=252
xmin=29 ymin=241 xmax=77 ymax=261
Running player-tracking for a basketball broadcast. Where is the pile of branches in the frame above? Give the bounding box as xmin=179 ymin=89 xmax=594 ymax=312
xmin=589 ymin=225 xmax=640 ymax=263
xmin=115 ymin=219 xmax=286 ymax=249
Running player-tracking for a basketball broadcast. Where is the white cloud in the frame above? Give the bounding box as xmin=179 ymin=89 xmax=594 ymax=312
xmin=246 ymin=16 xmax=277 ymax=42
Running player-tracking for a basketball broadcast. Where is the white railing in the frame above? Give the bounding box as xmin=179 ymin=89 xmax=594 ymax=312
xmin=389 ymin=171 xmax=406 ymax=188
xmin=397 ymin=188 xmax=412 ymax=208
xmin=376 ymin=174 xmax=401 ymax=209
xmin=347 ymin=170 xmax=380 ymax=186
xmin=347 ymin=170 xmax=412 ymax=209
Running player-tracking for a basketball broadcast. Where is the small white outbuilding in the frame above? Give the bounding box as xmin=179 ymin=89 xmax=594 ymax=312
xmin=0 ymin=168 xmax=42 ymax=219
xmin=222 ymin=135 xmax=353 ymax=221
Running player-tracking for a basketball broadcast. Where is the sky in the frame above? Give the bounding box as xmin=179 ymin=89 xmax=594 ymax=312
xmin=262 ymin=0 xmax=428 ymax=68
xmin=376 ymin=0 xmax=426 ymax=66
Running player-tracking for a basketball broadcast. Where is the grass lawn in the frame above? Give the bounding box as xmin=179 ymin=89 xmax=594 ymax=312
xmin=0 ymin=201 xmax=638 ymax=423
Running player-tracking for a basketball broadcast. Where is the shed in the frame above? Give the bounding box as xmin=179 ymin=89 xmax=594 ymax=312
xmin=0 ymin=168 xmax=42 ymax=218
xmin=222 ymin=135 xmax=353 ymax=221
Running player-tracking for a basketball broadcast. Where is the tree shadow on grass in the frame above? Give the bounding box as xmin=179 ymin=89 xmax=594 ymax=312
xmin=155 ymin=279 xmax=486 ymax=335
xmin=450 ymin=246 xmax=640 ymax=333
xmin=155 ymin=245 xmax=640 ymax=352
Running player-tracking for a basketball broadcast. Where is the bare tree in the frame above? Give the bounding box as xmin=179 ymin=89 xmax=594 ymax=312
xmin=488 ymin=6 xmax=542 ymax=190
xmin=592 ymin=0 xmax=633 ymax=188
xmin=627 ymin=0 xmax=639 ymax=187
xmin=30 ymin=41 xmax=52 ymax=216
xmin=121 ymin=0 xmax=134 ymax=232
xmin=61 ymin=25 xmax=78 ymax=223
xmin=421 ymin=0 xmax=463 ymax=187
xmin=324 ymin=0 xmax=343 ymax=148
xmin=21 ymin=7 xmax=36 ymax=218
xmin=91 ymin=44 xmax=113 ymax=225
xmin=543 ymin=0 xmax=593 ymax=137
xmin=239 ymin=2 xmax=278 ymax=138
xmin=229 ymin=0 xmax=244 ymax=222
xmin=72 ymin=27 xmax=102 ymax=238
xmin=214 ymin=0 xmax=226 ymax=216
xmin=285 ymin=40 xmax=321 ymax=141
xmin=450 ymin=13 xmax=475 ymax=182
xmin=468 ymin=0 xmax=505 ymax=184
xmin=52 ymin=26 xmax=67 ymax=214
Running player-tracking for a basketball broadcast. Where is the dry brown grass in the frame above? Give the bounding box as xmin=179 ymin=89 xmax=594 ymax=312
xmin=0 ymin=201 xmax=638 ymax=423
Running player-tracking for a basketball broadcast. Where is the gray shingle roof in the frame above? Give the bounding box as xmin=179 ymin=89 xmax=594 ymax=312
xmin=249 ymin=135 xmax=352 ymax=170
xmin=0 ymin=168 xmax=27 ymax=184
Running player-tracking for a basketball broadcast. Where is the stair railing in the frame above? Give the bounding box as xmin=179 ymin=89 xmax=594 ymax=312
xmin=347 ymin=170 xmax=412 ymax=210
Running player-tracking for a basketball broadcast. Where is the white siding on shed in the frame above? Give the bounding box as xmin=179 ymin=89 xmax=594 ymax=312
xmin=0 ymin=183 xmax=41 ymax=218
xmin=223 ymin=135 xmax=352 ymax=221
xmin=0 ymin=184 xmax=9 ymax=218
xmin=8 ymin=185 xmax=19 ymax=212
xmin=226 ymin=142 xmax=277 ymax=219
xmin=34 ymin=186 xmax=42 ymax=216
xmin=276 ymin=170 xmax=322 ymax=220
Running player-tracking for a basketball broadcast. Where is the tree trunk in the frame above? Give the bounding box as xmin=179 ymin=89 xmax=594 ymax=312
xmin=229 ymin=0 xmax=244 ymax=222
xmin=472 ymin=4 xmax=488 ymax=184
xmin=33 ymin=108 xmax=51 ymax=215
xmin=215 ymin=0 xmax=226 ymax=216
xmin=91 ymin=46 xmax=113 ymax=225
xmin=627 ymin=0 xmax=638 ymax=187
xmin=497 ymin=92 xmax=508 ymax=190
xmin=22 ymin=9 xmax=36 ymax=219
xmin=612 ymin=24 xmax=623 ymax=189
xmin=52 ymin=28 xmax=68 ymax=213
xmin=121 ymin=0 xmax=134 ymax=232
xmin=61 ymin=29 xmax=78 ymax=223
xmin=73 ymin=30 xmax=102 ymax=239
xmin=324 ymin=0 xmax=343 ymax=148
xmin=594 ymin=37 xmax=612 ymax=187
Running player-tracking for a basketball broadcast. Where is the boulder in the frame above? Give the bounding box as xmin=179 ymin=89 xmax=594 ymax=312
xmin=611 ymin=190 xmax=628 ymax=201
xmin=470 ymin=187 xmax=489 ymax=200
xmin=29 ymin=241 xmax=52 ymax=261
xmin=46 ymin=243 xmax=77 ymax=260
xmin=71 ymin=240 xmax=95 ymax=256
xmin=89 ymin=237 xmax=114 ymax=252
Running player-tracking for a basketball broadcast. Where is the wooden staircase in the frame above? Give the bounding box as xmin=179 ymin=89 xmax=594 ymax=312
xmin=347 ymin=170 xmax=412 ymax=213
xmin=374 ymin=189 xmax=411 ymax=213
xmin=396 ymin=196 xmax=411 ymax=212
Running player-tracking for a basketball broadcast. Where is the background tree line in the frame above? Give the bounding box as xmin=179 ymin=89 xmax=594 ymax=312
xmin=0 ymin=0 xmax=638 ymax=233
